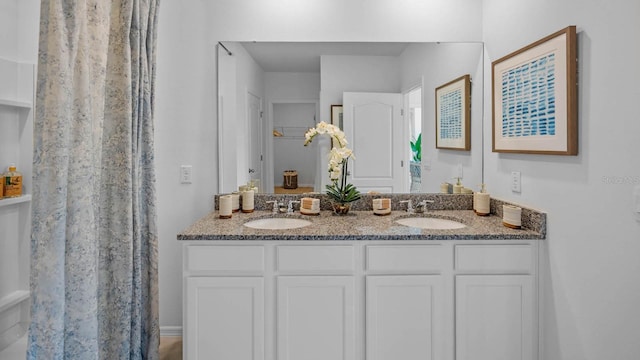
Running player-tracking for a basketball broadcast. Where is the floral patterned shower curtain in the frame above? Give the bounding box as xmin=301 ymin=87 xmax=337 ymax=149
xmin=28 ymin=0 xmax=160 ymax=358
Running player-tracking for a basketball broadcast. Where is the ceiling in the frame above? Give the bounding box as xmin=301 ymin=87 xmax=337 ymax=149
xmin=236 ymin=42 xmax=411 ymax=72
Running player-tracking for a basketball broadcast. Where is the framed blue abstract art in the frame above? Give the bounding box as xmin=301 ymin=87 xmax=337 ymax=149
xmin=435 ymin=74 xmax=471 ymax=150
xmin=492 ymin=26 xmax=578 ymax=155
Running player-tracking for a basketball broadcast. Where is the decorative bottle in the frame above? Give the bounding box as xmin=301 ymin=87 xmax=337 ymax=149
xmin=3 ymin=164 xmax=23 ymax=198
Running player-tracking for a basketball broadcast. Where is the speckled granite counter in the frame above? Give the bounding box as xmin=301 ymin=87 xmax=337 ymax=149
xmin=178 ymin=198 xmax=546 ymax=241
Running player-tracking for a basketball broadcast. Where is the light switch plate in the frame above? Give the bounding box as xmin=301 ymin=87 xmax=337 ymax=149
xmin=511 ymin=171 xmax=521 ymax=193
xmin=180 ymin=165 xmax=192 ymax=184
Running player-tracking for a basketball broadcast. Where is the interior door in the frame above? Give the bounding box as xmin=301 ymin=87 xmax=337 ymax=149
xmin=342 ymin=92 xmax=404 ymax=193
xmin=247 ymin=92 xmax=263 ymax=190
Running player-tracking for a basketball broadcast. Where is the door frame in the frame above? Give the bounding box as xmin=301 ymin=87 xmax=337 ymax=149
xmin=402 ymin=78 xmax=424 ymax=193
xmin=246 ymin=89 xmax=264 ymax=191
xmin=266 ymin=99 xmax=319 ymax=193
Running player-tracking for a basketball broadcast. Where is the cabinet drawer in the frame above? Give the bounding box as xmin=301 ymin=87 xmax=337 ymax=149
xmin=366 ymin=245 xmax=445 ymax=272
xmin=455 ymin=244 xmax=533 ymax=273
xmin=185 ymin=245 xmax=265 ymax=273
xmin=277 ymin=245 xmax=354 ymax=273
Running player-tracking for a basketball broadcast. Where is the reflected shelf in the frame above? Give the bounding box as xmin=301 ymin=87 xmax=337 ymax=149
xmin=0 ymin=98 xmax=32 ymax=109
xmin=0 ymin=194 xmax=32 ymax=208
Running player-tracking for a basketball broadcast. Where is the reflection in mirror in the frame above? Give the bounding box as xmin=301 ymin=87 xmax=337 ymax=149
xmin=217 ymin=42 xmax=483 ymax=194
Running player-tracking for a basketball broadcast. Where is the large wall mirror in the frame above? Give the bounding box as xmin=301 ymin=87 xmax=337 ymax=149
xmin=217 ymin=41 xmax=484 ymax=194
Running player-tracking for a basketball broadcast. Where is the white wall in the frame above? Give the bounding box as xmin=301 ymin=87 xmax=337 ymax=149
xmin=154 ymin=0 xmax=485 ymax=330
xmin=482 ymin=0 xmax=640 ymax=359
xmin=400 ymin=42 xmax=484 ymax=193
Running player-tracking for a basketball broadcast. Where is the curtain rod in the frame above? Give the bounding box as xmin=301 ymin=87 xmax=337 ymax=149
xmin=218 ymin=42 xmax=232 ymax=56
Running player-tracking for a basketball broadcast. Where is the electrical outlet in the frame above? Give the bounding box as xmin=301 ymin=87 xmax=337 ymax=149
xmin=180 ymin=165 xmax=192 ymax=184
xmin=511 ymin=171 xmax=521 ymax=193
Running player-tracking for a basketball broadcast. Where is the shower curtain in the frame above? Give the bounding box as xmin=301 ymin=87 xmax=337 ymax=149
xmin=28 ymin=0 xmax=160 ymax=359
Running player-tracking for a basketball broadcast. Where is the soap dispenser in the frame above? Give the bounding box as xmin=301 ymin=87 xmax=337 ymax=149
xmin=452 ymin=177 xmax=463 ymax=194
xmin=474 ymin=183 xmax=490 ymax=216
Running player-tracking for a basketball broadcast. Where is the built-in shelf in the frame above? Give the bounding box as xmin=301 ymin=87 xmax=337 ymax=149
xmin=0 ymin=98 xmax=32 ymax=109
xmin=273 ymin=126 xmax=310 ymax=139
xmin=0 ymin=194 xmax=32 ymax=208
xmin=0 ymin=291 xmax=30 ymax=313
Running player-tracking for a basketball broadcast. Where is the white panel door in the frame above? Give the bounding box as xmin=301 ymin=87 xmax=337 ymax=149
xmin=277 ymin=276 xmax=355 ymax=360
xmin=185 ymin=277 xmax=264 ymax=360
xmin=456 ymin=275 xmax=535 ymax=360
xmin=342 ymin=92 xmax=404 ymax=193
xmin=366 ymin=275 xmax=444 ymax=360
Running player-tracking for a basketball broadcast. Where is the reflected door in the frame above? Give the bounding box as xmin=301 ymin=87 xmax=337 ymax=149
xmin=343 ymin=92 xmax=404 ymax=193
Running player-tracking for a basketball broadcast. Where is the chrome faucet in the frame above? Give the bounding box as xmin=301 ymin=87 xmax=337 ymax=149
xmin=400 ymin=200 xmax=414 ymax=213
xmin=287 ymin=200 xmax=300 ymax=214
xmin=414 ymin=199 xmax=434 ymax=213
xmin=266 ymin=200 xmax=280 ymax=214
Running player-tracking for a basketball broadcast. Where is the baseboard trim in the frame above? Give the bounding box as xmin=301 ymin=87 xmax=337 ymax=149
xmin=160 ymin=326 xmax=182 ymax=337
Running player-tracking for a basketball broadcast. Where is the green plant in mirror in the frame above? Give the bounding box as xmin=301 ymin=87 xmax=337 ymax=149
xmin=410 ymin=133 xmax=422 ymax=162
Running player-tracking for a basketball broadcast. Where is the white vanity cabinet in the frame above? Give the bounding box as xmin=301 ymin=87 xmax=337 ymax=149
xmin=183 ymin=240 xmax=539 ymax=360
xmin=453 ymin=244 xmax=537 ymax=360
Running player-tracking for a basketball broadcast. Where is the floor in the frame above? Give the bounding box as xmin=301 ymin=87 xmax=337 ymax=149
xmin=159 ymin=336 xmax=182 ymax=360
xmin=273 ymin=186 xmax=315 ymax=194
xmin=0 ymin=336 xmax=182 ymax=360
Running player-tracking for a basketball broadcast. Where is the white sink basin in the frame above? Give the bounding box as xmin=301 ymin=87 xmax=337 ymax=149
xmin=243 ymin=217 xmax=312 ymax=230
xmin=395 ymin=217 xmax=466 ymax=230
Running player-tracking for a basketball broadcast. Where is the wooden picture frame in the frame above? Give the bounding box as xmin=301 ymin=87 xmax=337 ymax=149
xmin=331 ymin=104 xmax=343 ymax=130
xmin=492 ymin=26 xmax=578 ymax=155
xmin=435 ymin=74 xmax=471 ymax=150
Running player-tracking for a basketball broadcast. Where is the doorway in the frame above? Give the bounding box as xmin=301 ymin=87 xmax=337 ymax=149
xmin=269 ymin=101 xmax=318 ymax=193
xmin=405 ymin=86 xmax=422 ymax=193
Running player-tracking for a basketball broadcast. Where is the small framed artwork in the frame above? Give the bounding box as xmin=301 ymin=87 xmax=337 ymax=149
xmin=435 ymin=74 xmax=471 ymax=150
xmin=492 ymin=26 xmax=577 ymax=155
xmin=331 ymin=105 xmax=343 ymax=130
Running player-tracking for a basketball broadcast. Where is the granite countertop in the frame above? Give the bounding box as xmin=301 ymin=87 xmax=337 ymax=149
xmin=177 ymin=209 xmax=545 ymax=241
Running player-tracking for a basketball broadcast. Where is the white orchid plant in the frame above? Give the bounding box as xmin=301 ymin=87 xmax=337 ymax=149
xmin=304 ymin=121 xmax=361 ymax=205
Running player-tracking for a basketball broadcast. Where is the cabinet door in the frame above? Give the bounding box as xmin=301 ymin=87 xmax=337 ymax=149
xmin=456 ymin=275 xmax=534 ymax=360
xmin=366 ymin=275 xmax=444 ymax=360
xmin=185 ymin=277 xmax=264 ymax=360
xmin=277 ymin=276 xmax=355 ymax=360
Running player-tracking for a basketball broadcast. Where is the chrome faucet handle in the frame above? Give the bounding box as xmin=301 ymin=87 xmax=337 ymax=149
xmin=400 ymin=200 xmax=413 ymax=213
xmin=415 ymin=199 xmax=434 ymax=213
xmin=287 ymin=200 xmax=300 ymax=214
xmin=266 ymin=200 xmax=279 ymax=213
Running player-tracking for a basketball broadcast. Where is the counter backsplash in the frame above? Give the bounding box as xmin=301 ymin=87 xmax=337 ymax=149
xmin=212 ymin=193 xmax=546 ymax=235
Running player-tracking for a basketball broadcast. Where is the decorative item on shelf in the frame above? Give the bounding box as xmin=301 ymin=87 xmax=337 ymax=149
xmin=219 ymin=195 xmax=233 ymax=219
xmin=304 ymin=121 xmax=361 ymax=215
xmin=440 ymin=182 xmax=452 ymax=194
xmin=502 ymin=205 xmax=522 ymax=229
xmin=372 ymin=198 xmax=391 ymax=216
xmin=300 ymin=197 xmax=320 ymax=216
xmin=283 ymin=170 xmax=298 ymax=189
xmin=461 ymin=187 xmax=474 ymax=194
xmin=473 ymin=183 xmax=490 ymax=216
xmin=3 ymin=164 xmax=22 ymax=198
